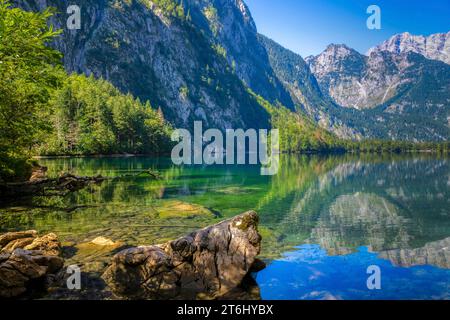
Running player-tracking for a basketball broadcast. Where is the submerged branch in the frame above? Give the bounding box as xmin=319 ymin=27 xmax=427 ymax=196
xmin=0 ymin=173 xmax=106 ymax=203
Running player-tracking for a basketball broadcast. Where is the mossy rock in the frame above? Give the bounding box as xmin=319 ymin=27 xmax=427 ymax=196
xmin=233 ymin=211 xmax=259 ymax=231
xmin=155 ymin=200 xmax=214 ymax=218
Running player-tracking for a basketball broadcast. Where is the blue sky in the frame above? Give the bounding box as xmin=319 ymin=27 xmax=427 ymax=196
xmin=245 ymin=0 xmax=450 ymax=57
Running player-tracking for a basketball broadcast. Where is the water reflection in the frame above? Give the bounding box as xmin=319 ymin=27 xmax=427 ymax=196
xmin=257 ymin=245 xmax=450 ymax=300
xmin=257 ymin=155 xmax=450 ymax=261
xmin=0 ymin=154 xmax=448 ymax=299
xmin=379 ymin=237 xmax=450 ymax=269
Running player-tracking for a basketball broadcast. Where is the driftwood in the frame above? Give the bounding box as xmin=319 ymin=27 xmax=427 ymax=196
xmin=0 ymin=164 xmax=162 ymax=203
xmin=0 ymin=173 xmax=106 ymax=202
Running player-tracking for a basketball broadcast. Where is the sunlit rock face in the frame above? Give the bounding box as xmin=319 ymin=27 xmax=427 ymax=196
xmin=379 ymin=237 xmax=450 ymax=269
xmin=309 ymin=193 xmax=411 ymax=255
xmin=368 ymin=32 xmax=450 ymax=65
xmin=307 ymin=42 xmax=450 ymax=141
xmin=307 ymin=45 xmax=414 ymax=110
xmin=308 ymin=43 xmax=448 ymax=110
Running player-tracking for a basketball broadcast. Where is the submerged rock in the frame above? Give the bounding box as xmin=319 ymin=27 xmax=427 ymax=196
xmin=102 ymin=211 xmax=262 ymax=299
xmin=155 ymin=200 xmax=214 ymax=218
xmin=90 ymin=237 xmax=118 ymax=247
xmin=69 ymin=237 xmax=124 ymax=273
xmin=0 ymin=231 xmax=64 ymax=298
xmin=29 ymin=165 xmax=48 ymax=182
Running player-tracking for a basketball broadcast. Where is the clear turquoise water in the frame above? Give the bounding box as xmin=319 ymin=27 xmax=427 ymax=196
xmin=0 ymin=154 xmax=449 ymax=299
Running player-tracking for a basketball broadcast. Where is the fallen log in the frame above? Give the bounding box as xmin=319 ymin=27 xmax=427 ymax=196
xmin=102 ymin=211 xmax=264 ymax=300
xmin=0 ymin=173 xmax=106 ymax=202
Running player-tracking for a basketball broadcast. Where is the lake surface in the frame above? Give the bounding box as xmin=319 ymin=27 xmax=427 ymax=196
xmin=1 ymin=154 xmax=449 ymax=300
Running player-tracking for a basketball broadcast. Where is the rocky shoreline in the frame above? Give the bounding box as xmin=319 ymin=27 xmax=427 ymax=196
xmin=0 ymin=211 xmax=264 ymax=300
xmin=0 ymin=231 xmax=64 ymax=298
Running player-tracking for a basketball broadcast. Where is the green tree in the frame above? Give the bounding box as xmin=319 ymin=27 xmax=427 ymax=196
xmin=0 ymin=0 xmax=63 ymax=181
xmin=41 ymin=74 xmax=173 ymax=156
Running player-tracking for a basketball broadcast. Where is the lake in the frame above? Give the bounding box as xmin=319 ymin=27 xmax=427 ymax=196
xmin=0 ymin=154 xmax=449 ymax=299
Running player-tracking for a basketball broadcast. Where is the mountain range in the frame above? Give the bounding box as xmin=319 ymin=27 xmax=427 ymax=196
xmin=15 ymin=0 xmax=450 ymax=142
xmin=306 ymin=32 xmax=450 ymax=141
xmin=368 ymin=32 xmax=450 ymax=65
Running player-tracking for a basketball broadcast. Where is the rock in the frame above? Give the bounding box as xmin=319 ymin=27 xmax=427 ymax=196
xmin=24 ymin=233 xmax=61 ymax=256
xmin=0 ymin=230 xmax=38 ymax=248
xmin=0 ymin=231 xmax=64 ymax=298
xmin=102 ymin=211 xmax=262 ymax=299
xmin=69 ymin=238 xmax=124 ymax=273
xmin=155 ymin=200 xmax=214 ymax=218
xmin=91 ymin=237 xmax=117 ymax=246
xmin=1 ymin=237 xmax=35 ymax=253
xmin=368 ymin=32 xmax=450 ymax=65
xmin=306 ymin=40 xmax=450 ymax=141
xmin=249 ymin=258 xmax=266 ymax=273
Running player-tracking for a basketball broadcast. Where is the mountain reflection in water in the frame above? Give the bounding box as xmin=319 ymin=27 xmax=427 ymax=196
xmin=0 ymin=154 xmax=448 ymax=299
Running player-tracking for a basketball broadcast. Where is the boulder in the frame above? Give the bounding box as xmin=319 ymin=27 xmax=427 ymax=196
xmin=102 ymin=211 xmax=262 ymax=299
xmin=0 ymin=231 xmax=64 ymax=298
xmin=24 ymin=233 xmax=61 ymax=256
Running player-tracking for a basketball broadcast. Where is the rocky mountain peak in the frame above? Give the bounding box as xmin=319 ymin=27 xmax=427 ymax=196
xmin=324 ymin=43 xmax=354 ymax=55
xmin=307 ymin=44 xmax=366 ymax=77
xmin=311 ymin=44 xmax=359 ymax=65
xmin=368 ymin=31 xmax=450 ymax=65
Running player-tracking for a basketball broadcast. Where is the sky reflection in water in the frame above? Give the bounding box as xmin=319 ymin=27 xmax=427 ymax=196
xmin=257 ymin=245 xmax=450 ymax=300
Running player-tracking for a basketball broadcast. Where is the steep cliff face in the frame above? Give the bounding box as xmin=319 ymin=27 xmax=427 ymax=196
xmin=16 ymin=0 xmax=271 ymax=131
xmin=368 ymin=32 xmax=450 ymax=65
xmin=17 ymin=0 xmax=362 ymax=139
xmin=184 ymin=0 xmax=295 ymax=109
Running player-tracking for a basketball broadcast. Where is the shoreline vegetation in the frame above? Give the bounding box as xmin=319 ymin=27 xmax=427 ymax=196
xmin=0 ymin=1 xmax=448 ymax=187
xmin=32 ymin=144 xmax=449 ymax=159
